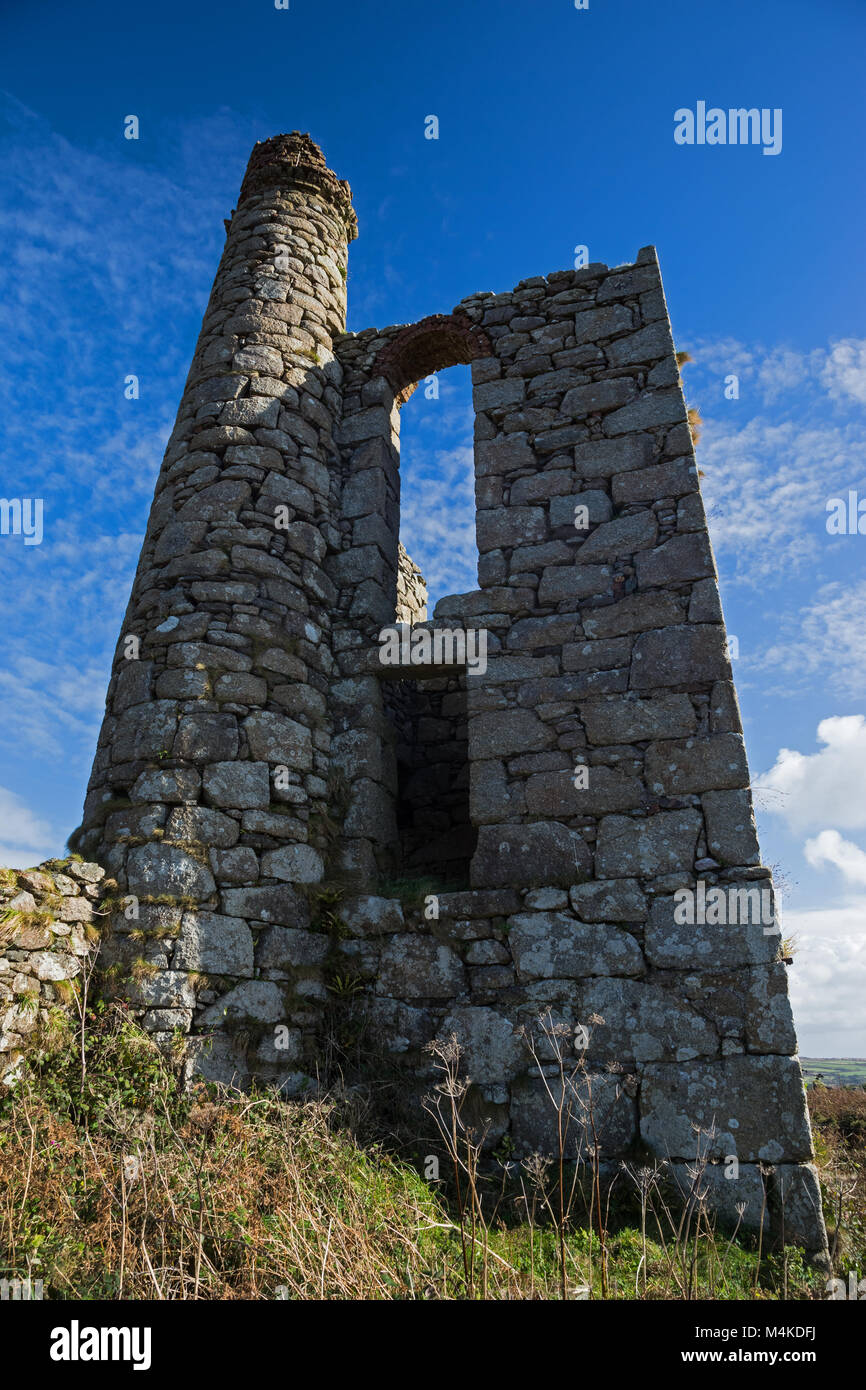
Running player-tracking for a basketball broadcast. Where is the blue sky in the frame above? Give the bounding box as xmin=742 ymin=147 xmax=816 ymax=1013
xmin=1 ymin=0 xmax=865 ymax=1053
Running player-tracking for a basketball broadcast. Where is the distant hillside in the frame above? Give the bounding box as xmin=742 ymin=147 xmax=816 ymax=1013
xmin=802 ymin=1058 xmax=866 ymax=1087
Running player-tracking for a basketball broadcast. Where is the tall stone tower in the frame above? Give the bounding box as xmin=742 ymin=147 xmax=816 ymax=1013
xmin=77 ymin=132 xmax=355 ymax=1069
xmin=78 ymin=133 xmax=827 ymax=1260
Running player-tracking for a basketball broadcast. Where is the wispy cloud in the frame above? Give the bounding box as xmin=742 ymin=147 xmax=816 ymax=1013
xmin=0 ymin=785 xmax=57 ymax=868
xmin=0 ymin=98 xmax=269 ymax=775
xmin=754 ymin=584 xmax=866 ymax=699
xmin=697 ymin=416 xmax=865 ymax=585
xmin=684 ymin=334 xmax=866 ymax=409
xmin=399 ymin=375 xmax=476 ymax=606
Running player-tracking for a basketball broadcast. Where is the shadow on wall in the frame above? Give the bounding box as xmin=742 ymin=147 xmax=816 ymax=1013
xmin=384 ymin=672 xmax=475 ymax=886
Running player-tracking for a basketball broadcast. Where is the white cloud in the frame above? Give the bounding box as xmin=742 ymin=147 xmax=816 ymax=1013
xmin=821 ymin=338 xmax=866 ymax=406
xmin=0 ymin=785 xmax=57 ymax=868
xmin=805 ymin=829 xmax=866 ymax=886
xmin=784 ymin=901 xmax=866 ymax=1056
xmin=756 ymin=715 xmax=866 ymax=833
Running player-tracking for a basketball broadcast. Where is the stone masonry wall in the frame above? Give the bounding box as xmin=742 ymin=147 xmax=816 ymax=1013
xmin=75 ymin=134 xmax=827 ymax=1256
xmin=74 ymin=134 xmax=357 ymax=1086
xmin=396 ymin=542 xmax=427 ymax=623
xmin=0 ymin=860 xmax=103 ymax=1086
xmin=321 ymin=251 xmax=826 ymax=1254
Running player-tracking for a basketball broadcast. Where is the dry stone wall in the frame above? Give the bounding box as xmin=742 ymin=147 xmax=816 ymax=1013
xmin=71 ymin=133 xmax=826 ymax=1257
xmin=0 ymin=860 xmax=103 ymax=1085
xmin=396 ymin=542 xmax=427 ymax=623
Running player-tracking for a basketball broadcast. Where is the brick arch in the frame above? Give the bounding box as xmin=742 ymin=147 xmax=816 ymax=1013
xmin=376 ymin=313 xmax=492 ymax=406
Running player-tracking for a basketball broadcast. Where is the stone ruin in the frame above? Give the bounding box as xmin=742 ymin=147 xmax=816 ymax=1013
xmin=71 ymin=132 xmax=827 ymax=1256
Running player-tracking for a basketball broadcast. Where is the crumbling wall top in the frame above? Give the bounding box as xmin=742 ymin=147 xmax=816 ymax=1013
xmin=240 ymin=131 xmax=358 ymax=241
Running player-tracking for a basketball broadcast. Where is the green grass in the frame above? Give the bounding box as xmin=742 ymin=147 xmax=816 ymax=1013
xmin=0 ymin=1005 xmax=847 ymax=1301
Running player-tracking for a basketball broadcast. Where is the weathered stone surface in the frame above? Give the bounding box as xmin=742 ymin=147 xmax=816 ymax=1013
xmin=472 ymin=824 xmax=591 ymax=888
xmin=645 ymin=733 xmax=749 ymax=795
xmin=573 ymin=435 xmax=653 ymax=479
xmin=366 ymin=996 xmax=437 ymax=1051
xmin=376 ymin=935 xmax=466 ymax=999
xmin=549 ymin=489 xmax=612 ymax=530
xmin=604 ymin=321 xmax=672 ymax=366
xmin=509 ymin=912 xmax=644 ymax=980
xmin=183 ymin=1033 xmax=250 ymax=1086
xmin=770 ymin=1165 xmax=826 ymax=1253
xmin=688 ymin=577 xmax=724 ymax=623
xmin=470 ymin=759 xmax=526 ymax=823
xmin=470 ymin=709 xmax=555 ymax=760
xmin=636 ymin=532 xmax=714 ymax=589
xmin=702 ymin=789 xmax=761 ymax=865
xmin=441 ymin=1005 xmax=524 ymax=1084
xmin=127 ymin=844 xmax=216 ymax=900
xmin=569 ymin=878 xmax=646 ymax=923
xmin=213 ymin=673 xmax=269 ymax=703
xmin=474 ymin=377 xmax=526 ymax=411
xmin=221 ymin=884 xmax=310 ymax=928
xmin=511 ymin=1073 xmax=637 ymax=1157
xmin=165 ymin=805 xmax=240 ymax=848
xmin=595 ymin=810 xmax=702 ymax=878
xmin=742 ymin=962 xmax=797 ymax=1053
xmin=243 ymin=711 xmax=313 ymax=770
xmin=560 ymin=377 xmax=635 ymax=417
xmin=604 ymin=388 xmax=684 ymax=435
xmin=582 ymin=693 xmax=696 ymax=745
xmin=112 ymin=703 xmax=178 ymax=761
xmin=261 ymin=844 xmax=324 ymax=883
xmin=631 ymin=625 xmax=728 ymax=689
xmin=130 ymin=768 xmax=201 ymax=803
xmin=576 ymin=976 xmax=718 ymax=1064
xmin=572 ymin=303 xmax=632 ymax=343
xmin=574 ymin=511 xmax=657 ymax=562
xmin=256 ymin=925 xmax=330 ymax=970
xmin=32 ymin=951 xmax=80 ymax=981
xmin=341 ymin=896 xmax=405 ymax=935
xmin=477 ymin=507 xmax=546 ymax=552
xmin=343 ymin=778 xmax=398 ymax=843
xmin=537 ymin=563 xmax=612 ymax=605
xmin=173 ymin=912 xmax=254 ymax=975
xmin=127 ymin=970 xmax=196 ymax=1009
xmin=55 ymin=896 xmax=94 ymax=922
xmin=563 ymin=636 xmax=632 ymax=673
xmin=611 ymin=456 xmax=698 ymax=506
xmin=527 ymin=766 xmax=643 ymax=817
xmin=667 ymin=1162 xmax=769 ymax=1234
xmin=202 ymin=761 xmax=270 ymax=809
xmin=645 ymin=889 xmax=778 ymax=969
xmin=475 ymin=434 xmax=535 ymax=476
xmin=581 ymin=592 xmax=683 ymax=638
xmin=200 ymin=981 xmax=286 ymax=1025
xmin=641 ymin=1056 xmax=813 ymax=1162
xmin=210 ymin=846 xmax=259 ymax=885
